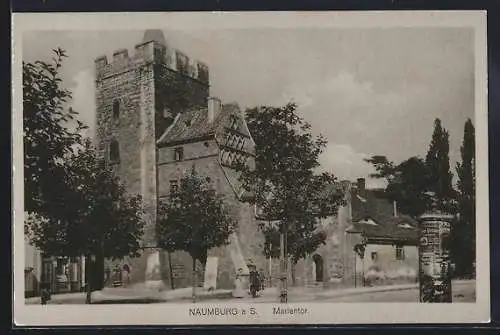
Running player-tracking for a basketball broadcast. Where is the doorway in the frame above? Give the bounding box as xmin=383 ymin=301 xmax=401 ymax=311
xmin=312 ymin=254 xmax=324 ymax=282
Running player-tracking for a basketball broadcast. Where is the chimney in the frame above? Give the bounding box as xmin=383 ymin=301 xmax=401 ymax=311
xmin=208 ymin=97 xmax=221 ymax=123
xmin=356 ymin=178 xmax=365 ymax=193
xmin=393 ymin=200 xmax=398 ymax=217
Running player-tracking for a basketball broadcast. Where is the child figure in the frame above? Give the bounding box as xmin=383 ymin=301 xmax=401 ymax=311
xmin=232 ymin=268 xmax=245 ymax=298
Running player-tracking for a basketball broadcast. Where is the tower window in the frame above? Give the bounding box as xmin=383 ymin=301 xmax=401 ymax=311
xmin=110 ymin=140 xmax=120 ymax=163
xmin=113 ymin=100 xmax=120 ymax=120
xmin=174 ymin=147 xmax=184 ymax=161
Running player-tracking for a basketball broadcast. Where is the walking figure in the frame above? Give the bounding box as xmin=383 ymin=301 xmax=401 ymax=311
xmin=40 ymin=288 xmax=51 ymax=305
xmin=249 ymin=265 xmax=261 ymax=298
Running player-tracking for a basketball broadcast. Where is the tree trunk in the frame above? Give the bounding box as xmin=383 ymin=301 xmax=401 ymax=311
xmin=85 ymin=254 xmax=91 ymax=304
xmin=191 ymin=257 xmax=197 ymax=303
xmin=168 ymin=252 xmax=175 ymax=290
xmin=291 ymin=262 xmax=296 ymax=287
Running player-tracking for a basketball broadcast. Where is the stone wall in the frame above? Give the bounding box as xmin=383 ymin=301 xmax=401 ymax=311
xmin=157 ymin=139 xmax=267 ymax=289
xmin=96 ymin=38 xmax=210 ymax=287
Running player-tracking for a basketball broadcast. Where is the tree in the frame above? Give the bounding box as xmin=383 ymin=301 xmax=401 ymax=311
xmin=453 ymin=119 xmax=476 ymax=277
xmin=239 ymin=103 xmax=344 ymax=287
xmin=425 ymin=118 xmax=455 ymax=212
xmin=156 ymin=168 xmax=237 ymax=302
xmin=23 ymin=48 xmax=87 ymax=217
xmin=364 ymin=155 xmax=432 ymax=218
xmin=25 ymin=141 xmax=146 ymax=303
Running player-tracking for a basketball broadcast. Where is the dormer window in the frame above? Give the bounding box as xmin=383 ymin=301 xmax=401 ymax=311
xmin=113 ymin=100 xmax=120 ymax=120
xmin=397 ymin=222 xmax=413 ymax=229
xmin=358 ymin=218 xmax=377 ymax=226
xmin=356 ymin=195 xmax=367 ymax=203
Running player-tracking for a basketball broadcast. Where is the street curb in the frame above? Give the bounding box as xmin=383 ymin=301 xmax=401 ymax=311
xmin=24 ymin=280 xmax=474 ymax=304
xmin=313 ymin=280 xmax=474 ymax=301
xmin=314 ymin=284 xmax=418 ymax=301
xmin=172 ymin=291 xmax=234 ymax=302
xmin=91 ymin=290 xmax=234 ymax=304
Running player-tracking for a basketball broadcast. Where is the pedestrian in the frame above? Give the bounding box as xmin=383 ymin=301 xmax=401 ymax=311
xmin=122 ymin=264 xmax=130 ymax=287
xmin=40 ymin=288 xmax=51 ymax=305
xmin=258 ymin=268 xmax=265 ymax=291
xmin=232 ymin=268 xmax=245 ymax=298
xmin=104 ymin=267 xmax=111 ymax=286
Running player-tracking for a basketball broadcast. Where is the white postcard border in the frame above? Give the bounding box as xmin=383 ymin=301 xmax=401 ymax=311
xmin=12 ymin=10 xmax=490 ymax=326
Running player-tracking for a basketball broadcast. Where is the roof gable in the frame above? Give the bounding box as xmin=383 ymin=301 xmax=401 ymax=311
xmin=157 ymin=103 xmax=256 ymax=151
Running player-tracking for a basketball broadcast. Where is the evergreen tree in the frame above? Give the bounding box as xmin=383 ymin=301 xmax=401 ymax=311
xmin=453 ymin=119 xmax=476 ymax=277
xmin=156 ymin=168 xmax=237 ymax=302
xmin=365 ymin=155 xmax=432 ymax=218
xmin=425 ymin=118 xmax=455 ymax=212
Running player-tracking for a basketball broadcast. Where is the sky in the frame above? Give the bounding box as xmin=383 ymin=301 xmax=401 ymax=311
xmin=22 ymin=28 xmax=475 ymax=188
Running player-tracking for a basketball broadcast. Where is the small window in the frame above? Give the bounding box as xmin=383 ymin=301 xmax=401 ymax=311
xmin=174 ymin=147 xmax=184 ymax=161
xmin=113 ymin=100 xmax=120 ymax=120
xmin=170 ymin=180 xmax=179 ymax=194
xmin=396 ymin=246 xmax=405 ymax=260
xmin=371 ymin=252 xmax=378 ymax=261
xmin=110 ymin=140 xmax=120 ymax=162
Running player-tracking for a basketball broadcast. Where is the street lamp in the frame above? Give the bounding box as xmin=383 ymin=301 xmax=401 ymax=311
xmin=278 ymin=156 xmax=302 ymax=303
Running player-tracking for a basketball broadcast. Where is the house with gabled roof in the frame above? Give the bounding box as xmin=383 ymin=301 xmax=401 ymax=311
xmin=156 ymin=99 xmax=265 ymax=289
xmin=290 ymin=178 xmax=419 ymax=288
xmin=344 ymin=178 xmax=419 ymax=286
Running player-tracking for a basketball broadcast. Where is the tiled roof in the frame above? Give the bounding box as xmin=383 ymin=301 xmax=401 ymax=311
xmin=348 ymin=186 xmax=419 ymax=244
xmin=157 ymin=108 xmax=219 ymax=145
xmin=157 ymin=104 xmax=255 ymax=153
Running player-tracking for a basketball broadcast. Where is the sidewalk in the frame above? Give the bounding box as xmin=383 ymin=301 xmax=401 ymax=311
xmin=93 ymin=286 xmax=233 ymax=303
xmin=25 ymin=291 xmax=86 ymax=305
xmin=24 ymin=279 xmax=474 ymax=304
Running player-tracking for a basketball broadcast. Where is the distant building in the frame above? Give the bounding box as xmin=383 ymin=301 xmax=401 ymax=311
xmin=344 ymin=178 xmax=419 ymax=286
xmin=291 ymin=178 xmax=419 ymax=288
xmin=24 ymin=238 xmax=85 ymax=297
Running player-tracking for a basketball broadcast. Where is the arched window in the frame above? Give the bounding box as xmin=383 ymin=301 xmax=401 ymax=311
xmin=110 ymin=139 xmax=120 ymax=162
xmin=113 ymin=100 xmax=120 ymax=120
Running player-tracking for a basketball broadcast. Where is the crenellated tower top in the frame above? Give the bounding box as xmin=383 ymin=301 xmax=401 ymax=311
xmin=94 ymin=30 xmax=209 ymax=84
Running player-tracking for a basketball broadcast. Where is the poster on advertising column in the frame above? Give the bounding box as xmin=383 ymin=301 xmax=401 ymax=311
xmin=419 ymin=214 xmax=453 ymax=303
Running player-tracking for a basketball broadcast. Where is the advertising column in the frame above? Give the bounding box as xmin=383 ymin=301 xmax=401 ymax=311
xmin=419 ymin=213 xmax=453 ymax=303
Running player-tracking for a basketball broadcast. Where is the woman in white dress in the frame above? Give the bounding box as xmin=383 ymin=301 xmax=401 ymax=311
xmin=232 ymin=268 xmax=245 ymax=298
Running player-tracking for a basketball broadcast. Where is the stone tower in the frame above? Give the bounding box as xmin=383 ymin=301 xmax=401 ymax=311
xmin=94 ymin=30 xmax=210 ymax=286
